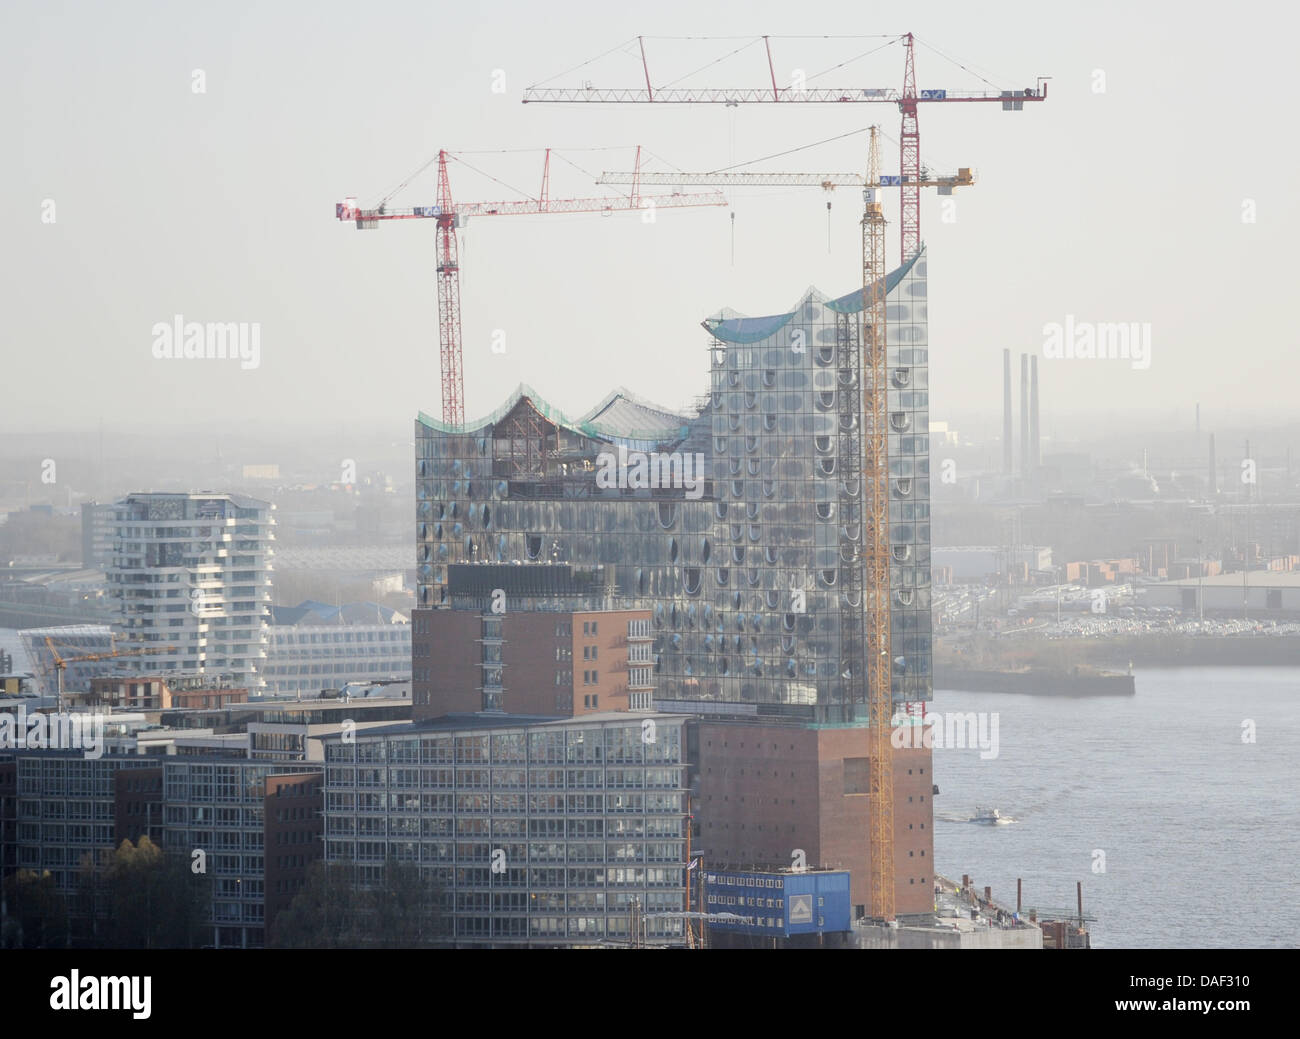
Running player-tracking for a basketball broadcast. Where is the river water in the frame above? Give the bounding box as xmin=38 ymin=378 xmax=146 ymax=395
xmin=932 ymin=666 xmax=1300 ymax=948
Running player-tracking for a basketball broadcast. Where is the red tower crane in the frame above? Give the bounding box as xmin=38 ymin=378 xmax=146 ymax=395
xmin=337 ymin=149 xmax=727 ymax=426
xmin=523 ymin=33 xmax=1046 ymax=265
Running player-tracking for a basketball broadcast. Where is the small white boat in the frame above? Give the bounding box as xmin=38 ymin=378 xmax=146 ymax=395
xmin=972 ymin=806 xmax=1006 ymax=824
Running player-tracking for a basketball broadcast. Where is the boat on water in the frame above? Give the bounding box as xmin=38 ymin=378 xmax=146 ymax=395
xmin=971 ymin=806 xmax=1008 ymax=825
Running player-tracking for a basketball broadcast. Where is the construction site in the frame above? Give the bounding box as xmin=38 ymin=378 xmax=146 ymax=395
xmin=329 ymin=32 xmax=1069 ymax=945
xmin=0 ymin=29 xmax=1078 ymax=954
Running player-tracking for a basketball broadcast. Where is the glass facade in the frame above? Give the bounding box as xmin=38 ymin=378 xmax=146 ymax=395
xmin=264 ymin=623 xmax=411 ymax=695
xmin=161 ymin=758 xmax=320 ymax=948
xmin=322 ymin=717 xmax=687 ymax=943
xmin=415 ymin=250 xmax=932 ymax=721
xmin=12 ymin=753 xmax=159 ymax=894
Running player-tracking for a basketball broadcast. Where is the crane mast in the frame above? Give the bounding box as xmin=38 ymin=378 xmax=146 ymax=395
xmin=861 ymin=127 xmax=894 ymax=921
xmin=899 ymin=36 xmax=921 ymax=266
xmin=435 ymin=152 xmax=465 ymax=427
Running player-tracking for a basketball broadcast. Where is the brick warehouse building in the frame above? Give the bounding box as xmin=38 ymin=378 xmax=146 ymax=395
xmin=689 ymin=721 xmax=933 ymax=917
xmin=413 ymin=250 xmax=938 ymax=917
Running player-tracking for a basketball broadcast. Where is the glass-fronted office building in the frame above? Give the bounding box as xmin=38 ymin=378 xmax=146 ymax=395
xmin=321 ymin=714 xmax=688 ymax=945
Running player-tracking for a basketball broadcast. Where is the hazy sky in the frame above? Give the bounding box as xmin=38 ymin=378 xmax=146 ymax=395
xmin=4 ymin=0 xmax=1296 ymax=446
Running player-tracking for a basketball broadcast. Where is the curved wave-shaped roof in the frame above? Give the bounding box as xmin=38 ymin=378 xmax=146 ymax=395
xmin=701 ymin=310 xmax=796 ymax=344
xmin=703 ymin=249 xmax=923 ymax=342
xmin=418 ymin=383 xmax=698 ymax=444
xmin=578 ymin=387 xmax=696 ymax=439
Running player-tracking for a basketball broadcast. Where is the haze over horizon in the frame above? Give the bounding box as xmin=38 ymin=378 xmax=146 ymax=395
xmin=4 ymin=0 xmax=1296 ymax=441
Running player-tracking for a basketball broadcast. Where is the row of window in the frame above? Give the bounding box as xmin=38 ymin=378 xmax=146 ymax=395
xmin=272 ymin=630 xmax=409 ymax=645
xmin=321 ymin=788 xmax=683 ymax=814
xmin=16 ymin=823 xmax=113 ymax=844
xmin=317 ymin=835 xmax=682 ymax=861
xmin=326 ymin=809 xmax=679 ymax=836
xmin=323 ymin=728 xmax=683 ymax=765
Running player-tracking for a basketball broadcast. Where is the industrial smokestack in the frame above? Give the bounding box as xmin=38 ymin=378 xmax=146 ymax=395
xmin=1209 ymin=433 xmax=1218 ymax=497
xmin=1019 ymin=353 xmax=1029 ymax=478
xmin=1030 ymin=355 xmax=1040 ymax=472
xmin=1003 ymin=349 xmax=1013 ymax=475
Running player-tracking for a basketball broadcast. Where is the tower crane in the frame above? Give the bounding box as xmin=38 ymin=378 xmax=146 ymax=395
xmin=526 ymin=33 xmax=1044 ymax=923
xmin=860 ymin=127 xmax=894 ymax=922
xmin=42 ymin=636 xmax=179 ymax=711
xmin=524 ymin=32 xmax=1045 ymax=264
xmin=336 ymin=148 xmax=727 ymax=426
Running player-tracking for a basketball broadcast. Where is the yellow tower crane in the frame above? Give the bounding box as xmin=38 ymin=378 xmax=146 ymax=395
xmin=43 ymin=636 xmax=179 ymax=711
xmin=861 ymin=126 xmax=896 ymax=922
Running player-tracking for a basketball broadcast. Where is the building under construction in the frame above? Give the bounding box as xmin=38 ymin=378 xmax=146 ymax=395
xmin=413 ymin=247 xmax=936 ymax=918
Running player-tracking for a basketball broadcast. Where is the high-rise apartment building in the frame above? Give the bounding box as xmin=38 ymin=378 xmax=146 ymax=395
xmin=107 ymin=493 xmax=275 ymax=691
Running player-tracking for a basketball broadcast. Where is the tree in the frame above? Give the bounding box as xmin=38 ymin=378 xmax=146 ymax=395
xmin=1 ymin=869 xmax=69 ymax=948
xmin=369 ymin=859 xmax=448 ymax=948
xmin=96 ymin=837 xmax=207 ymax=948
xmin=271 ymin=858 xmax=447 ymax=949
xmin=269 ymin=859 xmax=364 ymax=948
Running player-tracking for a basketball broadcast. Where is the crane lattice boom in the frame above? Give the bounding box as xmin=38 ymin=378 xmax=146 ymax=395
xmin=337 ymin=149 xmax=726 ymax=426
xmin=524 ymin=33 xmax=1043 ymax=263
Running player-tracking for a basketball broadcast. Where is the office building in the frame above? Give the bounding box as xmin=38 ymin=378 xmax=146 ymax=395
xmin=161 ymin=757 xmax=321 ymax=948
xmin=321 ymin=713 xmax=689 ymax=946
